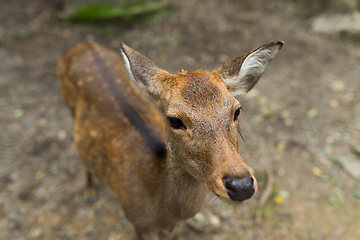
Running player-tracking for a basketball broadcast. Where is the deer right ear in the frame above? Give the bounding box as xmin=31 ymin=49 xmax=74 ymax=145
xmin=216 ymin=41 xmax=283 ymax=97
xmin=119 ymin=42 xmax=167 ymax=98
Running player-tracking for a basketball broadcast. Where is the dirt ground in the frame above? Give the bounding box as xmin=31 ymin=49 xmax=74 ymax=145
xmin=1 ymin=0 xmax=360 ymax=239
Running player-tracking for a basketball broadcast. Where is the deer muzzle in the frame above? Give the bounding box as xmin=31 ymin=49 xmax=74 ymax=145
xmin=222 ymin=175 xmax=255 ymax=202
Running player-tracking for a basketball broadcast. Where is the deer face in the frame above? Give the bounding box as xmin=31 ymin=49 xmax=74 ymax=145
xmin=120 ymin=41 xmax=283 ymax=202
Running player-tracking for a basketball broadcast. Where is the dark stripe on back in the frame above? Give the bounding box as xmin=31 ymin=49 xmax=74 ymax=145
xmin=92 ymin=50 xmax=166 ymax=157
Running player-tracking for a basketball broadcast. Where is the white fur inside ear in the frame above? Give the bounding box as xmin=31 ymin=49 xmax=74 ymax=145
xmin=223 ymin=75 xmax=244 ymax=97
xmin=121 ymin=50 xmax=136 ymax=82
xmin=239 ymin=48 xmax=273 ymax=80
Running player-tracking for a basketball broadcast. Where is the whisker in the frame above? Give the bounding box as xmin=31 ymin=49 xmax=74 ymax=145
xmin=237 ymin=122 xmax=246 ymax=142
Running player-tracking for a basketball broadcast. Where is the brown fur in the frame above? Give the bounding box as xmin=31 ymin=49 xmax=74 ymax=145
xmin=57 ymin=41 xmax=282 ymax=240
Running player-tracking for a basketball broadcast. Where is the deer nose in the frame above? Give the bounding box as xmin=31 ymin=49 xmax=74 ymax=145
xmin=222 ymin=176 xmax=255 ymax=202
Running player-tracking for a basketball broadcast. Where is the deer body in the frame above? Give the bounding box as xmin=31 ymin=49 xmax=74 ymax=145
xmin=57 ymin=41 xmax=282 ymax=240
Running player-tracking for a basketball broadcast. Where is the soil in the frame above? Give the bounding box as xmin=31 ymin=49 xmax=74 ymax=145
xmin=1 ymin=0 xmax=360 ymax=239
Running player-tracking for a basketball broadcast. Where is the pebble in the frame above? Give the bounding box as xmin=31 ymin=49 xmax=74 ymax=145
xmin=277 ymin=141 xmax=287 ymax=154
xmin=312 ymin=167 xmax=323 ymax=177
xmin=205 ymin=210 xmax=220 ymax=227
xmin=312 ymin=11 xmax=360 ymax=34
xmin=10 ymin=172 xmax=19 ymax=181
xmin=351 ymin=144 xmax=360 ymax=157
xmin=329 ymin=80 xmax=346 ymax=92
xmin=108 ymin=232 xmax=120 ymax=240
xmin=337 ymin=157 xmax=360 ymax=179
xmin=30 ymin=228 xmax=42 ymax=238
xmin=329 ymin=99 xmax=339 ymax=108
xmin=193 ymin=212 xmax=205 ymax=222
xmin=57 ymin=130 xmax=67 ymax=140
xmin=37 ymin=118 xmax=47 ymax=126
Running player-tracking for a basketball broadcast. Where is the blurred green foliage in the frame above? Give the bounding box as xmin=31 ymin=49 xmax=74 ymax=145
xmin=72 ymin=1 xmax=171 ymax=21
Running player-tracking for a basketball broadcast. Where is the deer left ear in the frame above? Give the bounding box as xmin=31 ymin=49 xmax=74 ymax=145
xmin=119 ymin=42 xmax=169 ymax=99
xmin=216 ymin=41 xmax=283 ymax=96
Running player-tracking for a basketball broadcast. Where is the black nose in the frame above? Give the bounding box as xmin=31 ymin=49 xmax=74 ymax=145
xmin=223 ymin=176 xmax=255 ymax=202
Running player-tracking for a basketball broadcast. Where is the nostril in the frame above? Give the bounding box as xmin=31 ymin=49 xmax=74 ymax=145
xmin=223 ymin=177 xmax=255 ymax=202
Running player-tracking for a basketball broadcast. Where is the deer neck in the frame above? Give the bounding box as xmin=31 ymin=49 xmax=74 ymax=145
xmin=162 ymin=151 xmax=208 ymax=219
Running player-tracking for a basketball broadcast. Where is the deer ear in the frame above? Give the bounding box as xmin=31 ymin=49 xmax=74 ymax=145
xmin=216 ymin=41 xmax=283 ymax=96
xmin=119 ymin=42 xmax=167 ymax=98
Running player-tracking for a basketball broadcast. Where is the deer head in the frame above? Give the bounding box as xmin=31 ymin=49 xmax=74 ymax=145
xmin=120 ymin=41 xmax=283 ymax=203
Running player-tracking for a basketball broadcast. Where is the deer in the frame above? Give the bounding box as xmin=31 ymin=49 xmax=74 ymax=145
xmin=57 ymin=40 xmax=283 ymax=240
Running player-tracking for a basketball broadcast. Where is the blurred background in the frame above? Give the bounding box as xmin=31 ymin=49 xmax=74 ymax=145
xmin=0 ymin=0 xmax=360 ymax=239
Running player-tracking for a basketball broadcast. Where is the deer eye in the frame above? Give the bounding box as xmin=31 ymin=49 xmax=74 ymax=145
xmin=234 ymin=107 xmax=241 ymax=121
xmin=167 ymin=117 xmax=185 ymax=129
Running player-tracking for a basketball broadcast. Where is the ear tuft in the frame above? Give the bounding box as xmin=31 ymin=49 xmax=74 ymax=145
xmin=217 ymin=41 xmax=283 ymax=96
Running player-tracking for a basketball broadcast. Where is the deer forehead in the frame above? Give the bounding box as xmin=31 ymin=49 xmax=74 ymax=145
xmin=164 ymin=71 xmax=237 ymax=111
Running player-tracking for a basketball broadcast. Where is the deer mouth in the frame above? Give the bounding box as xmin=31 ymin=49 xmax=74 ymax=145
xmin=216 ymin=194 xmax=246 ymax=205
